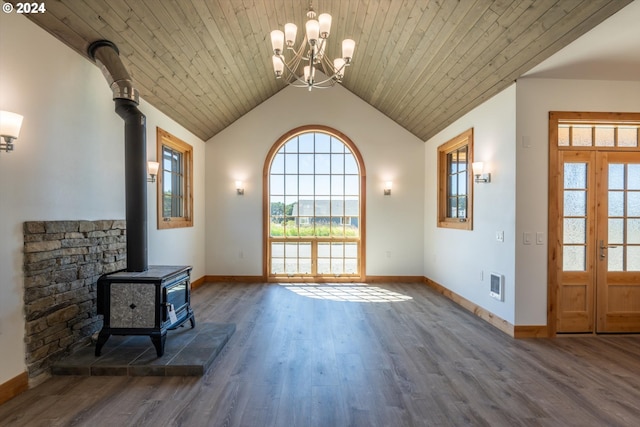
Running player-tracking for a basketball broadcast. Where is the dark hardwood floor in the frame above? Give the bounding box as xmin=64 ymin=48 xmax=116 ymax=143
xmin=1 ymin=282 xmax=640 ymax=426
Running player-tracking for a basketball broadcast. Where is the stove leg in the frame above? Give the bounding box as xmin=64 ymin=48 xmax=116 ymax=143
xmin=189 ymin=310 xmax=196 ymax=329
xmin=95 ymin=330 xmax=111 ymax=356
xmin=150 ymin=333 xmax=166 ymax=357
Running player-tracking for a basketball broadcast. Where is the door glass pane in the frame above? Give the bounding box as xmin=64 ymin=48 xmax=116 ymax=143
xmin=608 ymin=246 xmax=623 ymax=271
xmin=609 ymin=219 xmax=624 ymax=244
xmin=563 ymin=246 xmax=585 ymax=271
xmin=564 ymin=191 xmax=586 ymax=216
xmin=609 ymin=192 xmax=624 ymax=216
xmin=629 ymin=165 xmax=640 ymax=190
xmin=628 ymin=219 xmax=640 ymax=244
xmin=609 ymin=164 xmax=624 ymax=190
xmin=628 ymin=247 xmax=640 ymax=271
xmin=629 ymin=192 xmax=640 ymax=216
xmin=564 ymin=218 xmax=586 ymax=244
xmin=564 ymin=163 xmax=587 ymax=188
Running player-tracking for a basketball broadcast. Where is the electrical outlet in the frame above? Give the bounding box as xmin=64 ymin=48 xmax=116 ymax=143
xmin=496 ymin=231 xmax=504 ymax=242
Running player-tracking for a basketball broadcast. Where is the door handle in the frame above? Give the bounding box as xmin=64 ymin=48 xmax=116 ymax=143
xmin=599 ymin=240 xmax=618 ymax=260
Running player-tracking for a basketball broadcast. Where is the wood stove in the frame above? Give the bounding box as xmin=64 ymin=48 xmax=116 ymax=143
xmin=95 ymin=265 xmax=195 ymax=357
xmin=88 ymin=41 xmax=196 ymax=359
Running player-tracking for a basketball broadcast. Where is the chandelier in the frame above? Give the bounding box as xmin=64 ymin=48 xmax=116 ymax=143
xmin=269 ymin=2 xmax=355 ymax=90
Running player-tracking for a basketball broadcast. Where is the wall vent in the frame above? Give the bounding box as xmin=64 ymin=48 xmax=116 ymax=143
xmin=490 ymin=273 xmax=504 ymax=301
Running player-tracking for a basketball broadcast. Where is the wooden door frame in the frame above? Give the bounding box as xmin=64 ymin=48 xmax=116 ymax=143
xmin=547 ymin=111 xmax=640 ymax=336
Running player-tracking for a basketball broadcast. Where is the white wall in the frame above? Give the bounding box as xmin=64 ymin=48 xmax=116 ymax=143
xmin=205 ymin=84 xmax=425 ymax=277
xmin=424 ymin=85 xmax=517 ymax=324
xmin=0 ymin=13 xmax=205 ymax=385
xmin=515 ymin=78 xmax=640 ymax=325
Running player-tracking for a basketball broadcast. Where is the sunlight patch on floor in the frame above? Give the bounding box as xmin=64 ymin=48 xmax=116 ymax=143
xmin=279 ymin=283 xmax=413 ymax=302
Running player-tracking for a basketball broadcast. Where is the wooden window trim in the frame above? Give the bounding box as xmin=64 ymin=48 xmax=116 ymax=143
xmin=437 ymin=128 xmax=474 ymax=230
xmin=156 ymin=127 xmax=193 ymax=229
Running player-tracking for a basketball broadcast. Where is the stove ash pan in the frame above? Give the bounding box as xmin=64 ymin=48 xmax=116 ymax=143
xmin=95 ymin=265 xmax=195 ymax=357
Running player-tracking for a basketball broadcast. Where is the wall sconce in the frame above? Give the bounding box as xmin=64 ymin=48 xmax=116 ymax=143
xmin=472 ymin=162 xmax=491 ymax=183
xmin=147 ymin=161 xmax=159 ymax=183
xmin=384 ymin=181 xmax=393 ymax=196
xmin=236 ymin=180 xmax=244 ymax=195
xmin=0 ymin=110 xmax=24 ymax=153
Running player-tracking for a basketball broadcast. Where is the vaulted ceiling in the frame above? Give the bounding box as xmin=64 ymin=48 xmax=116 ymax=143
xmin=13 ymin=0 xmax=633 ymax=141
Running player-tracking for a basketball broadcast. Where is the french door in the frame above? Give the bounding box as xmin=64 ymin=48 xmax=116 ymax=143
xmin=551 ymin=112 xmax=640 ymax=334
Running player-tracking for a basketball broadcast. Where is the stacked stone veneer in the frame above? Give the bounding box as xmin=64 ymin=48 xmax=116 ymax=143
xmin=23 ymin=220 xmax=127 ymax=381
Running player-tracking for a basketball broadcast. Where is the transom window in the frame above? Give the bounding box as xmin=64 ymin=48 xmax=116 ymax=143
xmin=558 ymin=122 xmax=639 ymax=148
xmin=264 ymin=126 xmax=365 ymax=281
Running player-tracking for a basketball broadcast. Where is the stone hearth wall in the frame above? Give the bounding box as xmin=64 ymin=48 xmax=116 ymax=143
xmin=23 ymin=220 xmax=126 ymax=381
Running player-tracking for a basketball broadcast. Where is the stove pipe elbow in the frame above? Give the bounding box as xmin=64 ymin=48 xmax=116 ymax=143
xmin=88 ymin=40 xmax=140 ymax=104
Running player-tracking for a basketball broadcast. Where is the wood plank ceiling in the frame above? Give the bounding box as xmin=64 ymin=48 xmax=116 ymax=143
xmin=13 ymin=0 xmax=632 ymax=141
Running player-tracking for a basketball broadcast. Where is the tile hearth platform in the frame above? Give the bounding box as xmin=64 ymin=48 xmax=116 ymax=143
xmin=52 ymin=322 xmax=235 ymax=377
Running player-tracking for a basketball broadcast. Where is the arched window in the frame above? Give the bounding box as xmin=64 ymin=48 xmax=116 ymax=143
xmin=263 ymin=125 xmax=366 ymax=281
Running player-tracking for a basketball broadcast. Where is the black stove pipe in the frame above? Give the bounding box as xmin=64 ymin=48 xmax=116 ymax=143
xmin=88 ymin=40 xmax=148 ymax=272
